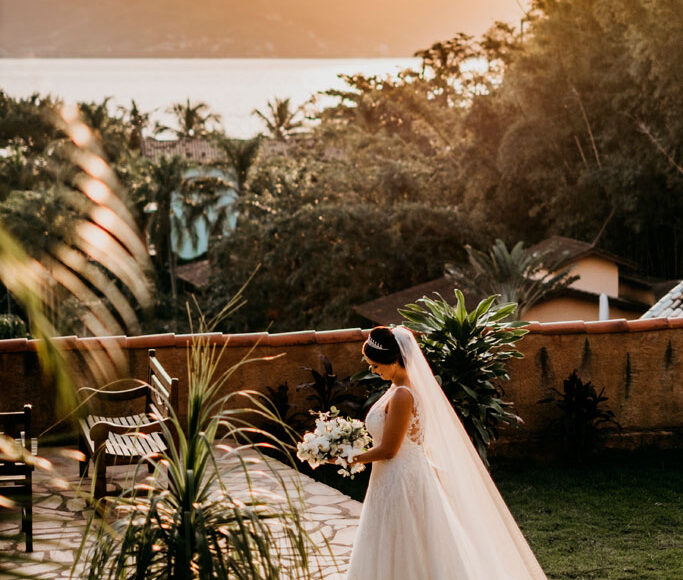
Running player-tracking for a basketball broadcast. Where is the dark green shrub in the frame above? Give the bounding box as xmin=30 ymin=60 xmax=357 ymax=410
xmin=349 ymin=367 xmax=391 ymax=413
xmin=538 ymin=369 xmax=622 ymax=462
xmin=400 ymin=289 xmax=528 ymax=466
xmin=0 ymin=314 xmax=27 ymax=339
xmin=297 ymin=356 xmax=364 ymax=422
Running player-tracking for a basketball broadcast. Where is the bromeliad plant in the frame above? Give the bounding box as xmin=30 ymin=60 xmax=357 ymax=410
xmin=538 ymin=370 xmax=622 ymax=463
xmin=399 ymin=289 xmax=528 ymax=466
xmin=297 ymin=356 xmax=364 ymax=421
xmin=349 ymin=368 xmax=391 ymax=414
xmin=76 ymin=299 xmax=330 ymax=580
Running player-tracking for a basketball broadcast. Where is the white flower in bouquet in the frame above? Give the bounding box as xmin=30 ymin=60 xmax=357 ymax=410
xmin=296 ymin=407 xmax=371 ymax=478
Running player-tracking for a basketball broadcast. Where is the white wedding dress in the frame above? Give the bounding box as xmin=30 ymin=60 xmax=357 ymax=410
xmin=345 ymin=327 xmax=547 ymax=580
xmin=347 ymin=385 xmax=485 ymax=579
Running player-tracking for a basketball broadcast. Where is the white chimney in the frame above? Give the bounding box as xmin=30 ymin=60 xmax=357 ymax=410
xmin=599 ymin=293 xmax=610 ymax=320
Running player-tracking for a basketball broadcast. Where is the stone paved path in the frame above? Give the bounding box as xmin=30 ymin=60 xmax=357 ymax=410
xmin=0 ymin=446 xmax=361 ymax=579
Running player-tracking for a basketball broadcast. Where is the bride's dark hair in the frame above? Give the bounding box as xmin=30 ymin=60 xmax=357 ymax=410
xmin=363 ymin=326 xmax=404 ymax=367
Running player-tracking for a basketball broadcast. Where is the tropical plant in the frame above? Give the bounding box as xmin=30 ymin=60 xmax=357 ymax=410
xmin=399 ymin=289 xmax=528 ymax=465
xmin=0 ymin=91 xmax=62 ymax=152
xmin=157 ymin=98 xmax=221 ymax=139
xmin=252 ymin=97 xmax=304 ymax=141
xmin=349 ymin=368 xmax=391 ymax=413
xmin=78 ymin=97 xmax=131 ymax=163
xmin=537 ymin=370 xmax=622 ymax=463
xmin=258 ymin=382 xmax=311 ymax=461
xmin=120 ymin=99 xmax=151 ymax=151
xmin=214 ymin=135 xmax=261 ymax=195
xmin=0 ymin=314 xmax=27 ymax=339
xmin=135 ymin=154 xmax=232 ymax=317
xmin=76 ymin=298 xmax=328 ymax=579
xmin=0 ymin=187 xmax=81 ymax=259
xmin=447 ymin=239 xmax=579 ymax=319
xmin=297 ymin=356 xmax=364 ymax=421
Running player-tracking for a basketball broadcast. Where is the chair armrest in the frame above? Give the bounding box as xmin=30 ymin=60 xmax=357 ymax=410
xmin=89 ymin=418 xmax=170 ymax=444
xmin=79 ymin=385 xmax=150 ymax=403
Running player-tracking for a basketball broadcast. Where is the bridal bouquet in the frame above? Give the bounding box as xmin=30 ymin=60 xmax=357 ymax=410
xmin=296 ymin=407 xmax=371 ymax=478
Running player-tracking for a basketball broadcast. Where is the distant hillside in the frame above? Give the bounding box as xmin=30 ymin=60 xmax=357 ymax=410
xmin=0 ymin=0 xmax=523 ymax=58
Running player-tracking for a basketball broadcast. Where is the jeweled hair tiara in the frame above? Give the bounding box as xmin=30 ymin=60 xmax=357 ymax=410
xmin=366 ymin=335 xmax=390 ymax=351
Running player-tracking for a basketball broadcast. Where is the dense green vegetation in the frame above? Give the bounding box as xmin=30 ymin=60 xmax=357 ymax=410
xmin=212 ymin=0 xmax=683 ymax=331
xmin=1 ymin=0 xmax=681 ymax=335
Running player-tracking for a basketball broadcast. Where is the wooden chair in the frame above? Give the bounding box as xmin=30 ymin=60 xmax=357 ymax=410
xmin=78 ymin=349 xmax=178 ymax=499
xmin=0 ymin=404 xmax=35 ymax=552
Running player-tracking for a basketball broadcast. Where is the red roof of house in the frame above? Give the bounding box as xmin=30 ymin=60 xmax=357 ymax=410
xmin=141 ymin=138 xmax=227 ymax=164
xmin=527 ymin=235 xmax=637 ymax=270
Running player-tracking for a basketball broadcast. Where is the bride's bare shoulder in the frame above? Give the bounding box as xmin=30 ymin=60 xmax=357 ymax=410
xmin=389 ymin=386 xmax=414 ymax=406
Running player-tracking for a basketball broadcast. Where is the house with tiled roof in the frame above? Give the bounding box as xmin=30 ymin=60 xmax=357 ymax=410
xmin=354 ymin=236 xmax=659 ymax=325
xmin=642 ymin=280 xmax=683 ymax=319
xmin=521 ymin=236 xmax=656 ymax=322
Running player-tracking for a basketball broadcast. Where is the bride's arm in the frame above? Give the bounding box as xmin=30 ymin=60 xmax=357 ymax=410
xmin=350 ymin=389 xmax=413 ymax=465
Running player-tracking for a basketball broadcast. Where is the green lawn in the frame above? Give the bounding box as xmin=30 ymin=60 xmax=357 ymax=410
xmin=302 ymin=450 xmax=683 ymax=579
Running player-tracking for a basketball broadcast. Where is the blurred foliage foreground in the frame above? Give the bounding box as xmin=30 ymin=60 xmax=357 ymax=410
xmin=0 ymin=107 xmax=332 ymax=578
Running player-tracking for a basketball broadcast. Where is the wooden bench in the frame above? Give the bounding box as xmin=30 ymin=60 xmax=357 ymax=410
xmin=78 ymin=349 xmax=178 ymax=499
xmin=0 ymin=404 xmax=36 ymax=552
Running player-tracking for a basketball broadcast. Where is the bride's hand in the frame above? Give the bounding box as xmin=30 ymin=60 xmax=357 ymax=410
xmin=328 ymin=456 xmax=355 ymax=466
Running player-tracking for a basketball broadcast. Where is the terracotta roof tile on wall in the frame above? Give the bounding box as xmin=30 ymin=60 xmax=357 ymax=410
xmin=0 ymin=319 xmax=680 ymax=353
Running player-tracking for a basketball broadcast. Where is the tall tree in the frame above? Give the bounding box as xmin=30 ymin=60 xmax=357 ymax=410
xmin=156 ymin=98 xmax=221 ymax=139
xmin=215 ymin=135 xmax=261 ymax=195
xmin=488 ymin=0 xmax=682 ymax=277
xmin=120 ymin=99 xmax=151 ymax=151
xmin=252 ymin=98 xmax=304 ymax=141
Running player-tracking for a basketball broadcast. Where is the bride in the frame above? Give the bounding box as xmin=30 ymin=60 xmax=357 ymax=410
xmin=343 ymin=326 xmax=547 ymax=579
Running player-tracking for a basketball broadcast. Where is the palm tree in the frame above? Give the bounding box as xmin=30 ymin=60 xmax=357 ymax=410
xmin=447 ymin=239 xmax=579 ymax=319
xmin=156 ymin=98 xmax=221 ymax=139
xmin=119 ymin=99 xmax=151 ymax=151
xmin=78 ymin=98 xmax=130 ymax=162
xmin=252 ymin=97 xmax=304 ymax=141
xmin=141 ymin=155 xmax=187 ymax=306
xmin=141 ymin=156 xmax=232 ymax=309
xmin=215 ymin=135 xmax=261 ymax=195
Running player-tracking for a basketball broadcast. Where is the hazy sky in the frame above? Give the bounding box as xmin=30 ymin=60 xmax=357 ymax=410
xmin=1 ymin=0 xmax=531 ymax=58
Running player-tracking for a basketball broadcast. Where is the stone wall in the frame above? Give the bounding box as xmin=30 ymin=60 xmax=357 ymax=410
xmin=1 ymin=318 xmax=681 ymax=455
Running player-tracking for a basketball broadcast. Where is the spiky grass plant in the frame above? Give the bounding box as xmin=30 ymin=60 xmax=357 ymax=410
xmin=75 ymin=298 xmax=331 ymax=579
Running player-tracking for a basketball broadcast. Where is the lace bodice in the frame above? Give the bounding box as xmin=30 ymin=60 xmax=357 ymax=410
xmin=365 ymin=385 xmax=424 ymax=452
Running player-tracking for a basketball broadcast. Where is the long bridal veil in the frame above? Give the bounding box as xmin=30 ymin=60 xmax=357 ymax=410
xmin=393 ymin=326 xmax=547 ymax=579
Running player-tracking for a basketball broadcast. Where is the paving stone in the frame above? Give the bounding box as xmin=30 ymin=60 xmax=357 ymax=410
xmin=330 ymin=526 xmax=357 ymax=546
xmin=36 ymin=495 xmax=64 ymax=510
xmin=306 ymin=494 xmax=346 ymax=505
xmin=0 ymin=445 xmax=361 ymax=576
xmin=343 ymin=501 xmax=363 ymax=517
xmin=65 ymin=498 xmax=88 ymax=512
xmin=49 ymin=550 xmax=75 ymax=563
xmin=5 ymin=561 xmax=62 ymax=575
xmin=306 ymin=504 xmax=345 ymax=515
